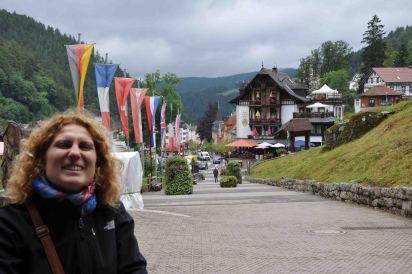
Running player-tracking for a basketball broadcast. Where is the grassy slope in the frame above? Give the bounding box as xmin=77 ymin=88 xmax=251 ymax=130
xmin=252 ymin=101 xmax=412 ymax=187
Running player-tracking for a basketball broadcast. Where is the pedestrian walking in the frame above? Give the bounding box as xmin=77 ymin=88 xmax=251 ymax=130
xmin=213 ymin=166 xmax=219 ymax=183
xmin=0 ymin=112 xmax=147 ymax=273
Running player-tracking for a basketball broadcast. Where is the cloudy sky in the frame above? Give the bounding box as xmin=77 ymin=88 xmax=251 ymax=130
xmin=2 ymin=0 xmax=411 ymax=77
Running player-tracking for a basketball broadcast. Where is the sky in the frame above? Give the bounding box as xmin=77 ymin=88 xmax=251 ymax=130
xmin=2 ymin=0 xmax=412 ymax=78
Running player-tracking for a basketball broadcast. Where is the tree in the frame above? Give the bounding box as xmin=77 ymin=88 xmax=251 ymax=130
xmin=394 ymin=43 xmax=408 ymax=67
xmin=196 ymin=102 xmax=217 ymax=141
xmin=360 ymin=15 xmax=386 ymax=76
xmin=297 ymin=41 xmax=351 ymax=90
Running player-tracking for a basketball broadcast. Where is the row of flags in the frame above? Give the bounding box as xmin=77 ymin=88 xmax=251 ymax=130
xmin=65 ymin=43 xmax=181 ymax=150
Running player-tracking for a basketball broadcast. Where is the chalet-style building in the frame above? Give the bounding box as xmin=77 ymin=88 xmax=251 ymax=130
xmin=229 ymin=67 xmax=345 ymax=145
xmin=354 ymin=86 xmax=402 ymax=112
xmin=362 ymin=67 xmax=412 ymax=97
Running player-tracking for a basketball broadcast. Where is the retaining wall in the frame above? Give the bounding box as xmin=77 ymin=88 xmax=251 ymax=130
xmin=246 ymin=176 xmax=412 ymax=217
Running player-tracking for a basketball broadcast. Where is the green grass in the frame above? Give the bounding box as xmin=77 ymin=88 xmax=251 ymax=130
xmin=252 ymin=101 xmax=412 ymax=187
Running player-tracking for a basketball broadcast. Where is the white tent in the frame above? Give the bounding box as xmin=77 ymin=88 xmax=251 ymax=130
xmin=306 ymin=102 xmax=330 ymax=108
xmin=311 ymin=84 xmax=339 ymax=95
xmin=113 ymin=152 xmax=144 ymax=209
xmin=257 ymin=142 xmax=272 ymax=148
xmin=272 ymin=143 xmax=285 ymax=148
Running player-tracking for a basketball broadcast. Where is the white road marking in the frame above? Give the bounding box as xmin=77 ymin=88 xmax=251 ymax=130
xmin=129 ymin=209 xmax=191 ymax=218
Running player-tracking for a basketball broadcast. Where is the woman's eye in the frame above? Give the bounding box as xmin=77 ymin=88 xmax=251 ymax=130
xmin=55 ymin=141 xmax=72 ymax=149
xmin=80 ymin=143 xmax=94 ymax=150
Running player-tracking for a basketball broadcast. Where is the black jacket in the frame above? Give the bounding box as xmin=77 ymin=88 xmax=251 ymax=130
xmin=0 ymin=195 xmax=147 ymax=274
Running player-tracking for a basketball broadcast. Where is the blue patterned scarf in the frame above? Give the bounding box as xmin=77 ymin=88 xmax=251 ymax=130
xmin=33 ymin=176 xmax=97 ymax=216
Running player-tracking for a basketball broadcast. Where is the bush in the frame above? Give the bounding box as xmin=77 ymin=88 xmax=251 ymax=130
xmin=220 ymin=176 xmax=237 ymax=187
xmin=226 ymin=161 xmax=242 ymax=184
xmin=164 ymin=156 xmax=193 ymax=195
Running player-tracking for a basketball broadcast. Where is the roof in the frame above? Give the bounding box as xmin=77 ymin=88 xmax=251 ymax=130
xmin=283 ymin=119 xmax=314 ymax=132
xmin=372 ymin=67 xmax=412 ymax=83
xmin=214 ymin=102 xmax=223 ymax=122
xmin=229 ymin=67 xmax=309 ymax=104
xmin=311 ymin=84 xmax=339 ymax=94
xmin=225 ymin=139 xmax=257 ymax=148
xmin=361 ymin=86 xmax=404 ymax=97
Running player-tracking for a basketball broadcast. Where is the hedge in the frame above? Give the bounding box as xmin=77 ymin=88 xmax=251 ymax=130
xmin=164 ymin=156 xmax=193 ymax=195
xmin=220 ymin=176 xmax=237 ymax=187
xmin=226 ymin=161 xmax=242 ymax=184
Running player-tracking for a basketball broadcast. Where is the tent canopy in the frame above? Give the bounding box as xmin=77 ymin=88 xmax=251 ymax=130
xmin=306 ymin=102 xmax=331 ymax=108
xmin=272 ymin=143 xmax=285 ymax=148
xmin=226 ymin=139 xmax=257 ymax=148
xmin=311 ymin=84 xmax=339 ymax=94
xmin=257 ymin=142 xmax=272 ymax=148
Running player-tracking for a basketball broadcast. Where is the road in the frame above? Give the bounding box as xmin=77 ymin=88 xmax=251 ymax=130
xmin=129 ymin=163 xmax=412 ymax=273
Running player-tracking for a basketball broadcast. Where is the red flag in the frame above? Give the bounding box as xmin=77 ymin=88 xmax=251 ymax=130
xmin=115 ymin=78 xmax=135 ymax=140
xmin=130 ymin=88 xmax=148 ymax=143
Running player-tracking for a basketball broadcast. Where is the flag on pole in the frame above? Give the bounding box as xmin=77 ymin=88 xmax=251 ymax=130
xmin=94 ymin=64 xmax=118 ymax=134
xmin=144 ymin=96 xmax=161 ymax=148
xmin=130 ymin=88 xmax=148 ymax=143
xmin=66 ymin=44 xmax=94 ymax=113
xmin=168 ymin=123 xmax=175 ymax=152
xmin=174 ymin=113 xmax=181 ymax=150
xmin=160 ymin=102 xmax=167 ymax=151
xmin=115 ymin=78 xmax=135 ymax=141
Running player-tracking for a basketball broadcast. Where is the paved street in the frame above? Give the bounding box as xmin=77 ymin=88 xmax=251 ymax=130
xmin=129 ymin=167 xmax=412 ymax=273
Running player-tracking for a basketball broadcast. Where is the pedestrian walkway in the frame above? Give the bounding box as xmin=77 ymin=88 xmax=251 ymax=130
xmin=129 ymin=166 xmax=412 ymax=273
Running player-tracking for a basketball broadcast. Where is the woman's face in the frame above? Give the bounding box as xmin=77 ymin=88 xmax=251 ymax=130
xmin=45 ymin=124 xmax=97 ymax=192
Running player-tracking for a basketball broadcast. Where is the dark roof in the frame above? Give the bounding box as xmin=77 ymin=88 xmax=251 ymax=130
xmin=283 ymin=119 xmax=313 ymax=132
xmin=229 ymin=67 xmax=309 ymax=104
xmin=362 ymin=86 xmax=404 ymax=97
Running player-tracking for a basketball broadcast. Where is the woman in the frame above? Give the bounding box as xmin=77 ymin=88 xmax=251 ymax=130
xmin=0 ymin=112 xmax=147 ymax=273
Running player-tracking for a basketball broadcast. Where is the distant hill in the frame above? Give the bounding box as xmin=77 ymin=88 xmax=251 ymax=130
xmin=179 ymin=68 xmax=298 ymax=122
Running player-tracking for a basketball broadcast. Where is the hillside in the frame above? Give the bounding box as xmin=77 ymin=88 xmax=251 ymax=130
xmin=251 ymin=101 xmax=412 ymax=187
xmin=0 ymin=9 xmax=125 ymax=124
xmin=179 ymin=68 xmax=298 ymax=122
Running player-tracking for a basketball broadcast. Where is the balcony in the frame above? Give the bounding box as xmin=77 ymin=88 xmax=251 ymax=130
xmin=249 ymin=118 xmax=281 ymax=124
xmin=310 ymin=94 xmax=343 ymax=104
xmin=293 ymin=112 xmax=335 ymax=119
xmin=238 ymin=99 xmax=280 ymax=106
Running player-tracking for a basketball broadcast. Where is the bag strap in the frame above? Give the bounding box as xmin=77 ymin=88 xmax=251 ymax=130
xmin=25 ymin=201 xmax=65 ymax=274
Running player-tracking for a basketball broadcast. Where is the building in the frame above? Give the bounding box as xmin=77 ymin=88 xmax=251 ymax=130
xmin=354 ymin=86 xmax=402 ymax=112
xmin=211 ymin=102 xmax=224 ymax=144
xmin=362 ymin=67 xmax=412 ymax=97
xmin=229 ymin=67 xmax=344 ymax=145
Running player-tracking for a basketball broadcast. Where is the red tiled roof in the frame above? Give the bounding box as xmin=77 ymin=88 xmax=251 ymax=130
xmin=362 ymin=86 xmax=403 ymax=97
xmin=372 ymin=67 xmax=412 ymax=83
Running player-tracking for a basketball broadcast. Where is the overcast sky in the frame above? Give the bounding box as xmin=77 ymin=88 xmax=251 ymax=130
xmin=2 ymin=0 xmax=412 ymax=77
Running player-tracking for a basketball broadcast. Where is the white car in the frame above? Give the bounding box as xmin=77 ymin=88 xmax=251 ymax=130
xmin=197 ymin=151 xmax=211 ymax=161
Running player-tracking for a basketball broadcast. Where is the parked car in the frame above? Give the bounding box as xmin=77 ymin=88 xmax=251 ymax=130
xmin=197 ymin=160 xmax=208 ymax=170
xmin=197 ymin=151 xmax=211 ymax=161
xmin=213 ymin=158 xmax=221 ymax=164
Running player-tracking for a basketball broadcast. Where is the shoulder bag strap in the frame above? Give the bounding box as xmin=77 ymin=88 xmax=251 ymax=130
xmin=25 ymin=201 xmax=66 ymax=274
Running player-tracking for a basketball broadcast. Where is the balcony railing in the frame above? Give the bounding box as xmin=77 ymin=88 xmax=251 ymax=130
xmin=249 ymin=118 xmax=281 ymax=124
xmin=238 ymin=99 xmax=280 ymax=106
xmin=293 ymin=112 xmax=335 ymax=119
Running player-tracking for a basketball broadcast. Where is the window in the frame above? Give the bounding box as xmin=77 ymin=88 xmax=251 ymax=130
xmin=368 ymin=98 xmax=375 ymax=107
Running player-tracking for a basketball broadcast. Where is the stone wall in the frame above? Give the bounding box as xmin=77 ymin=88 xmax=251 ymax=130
xmin=245 ymin=176 xmax=412 ymax=217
